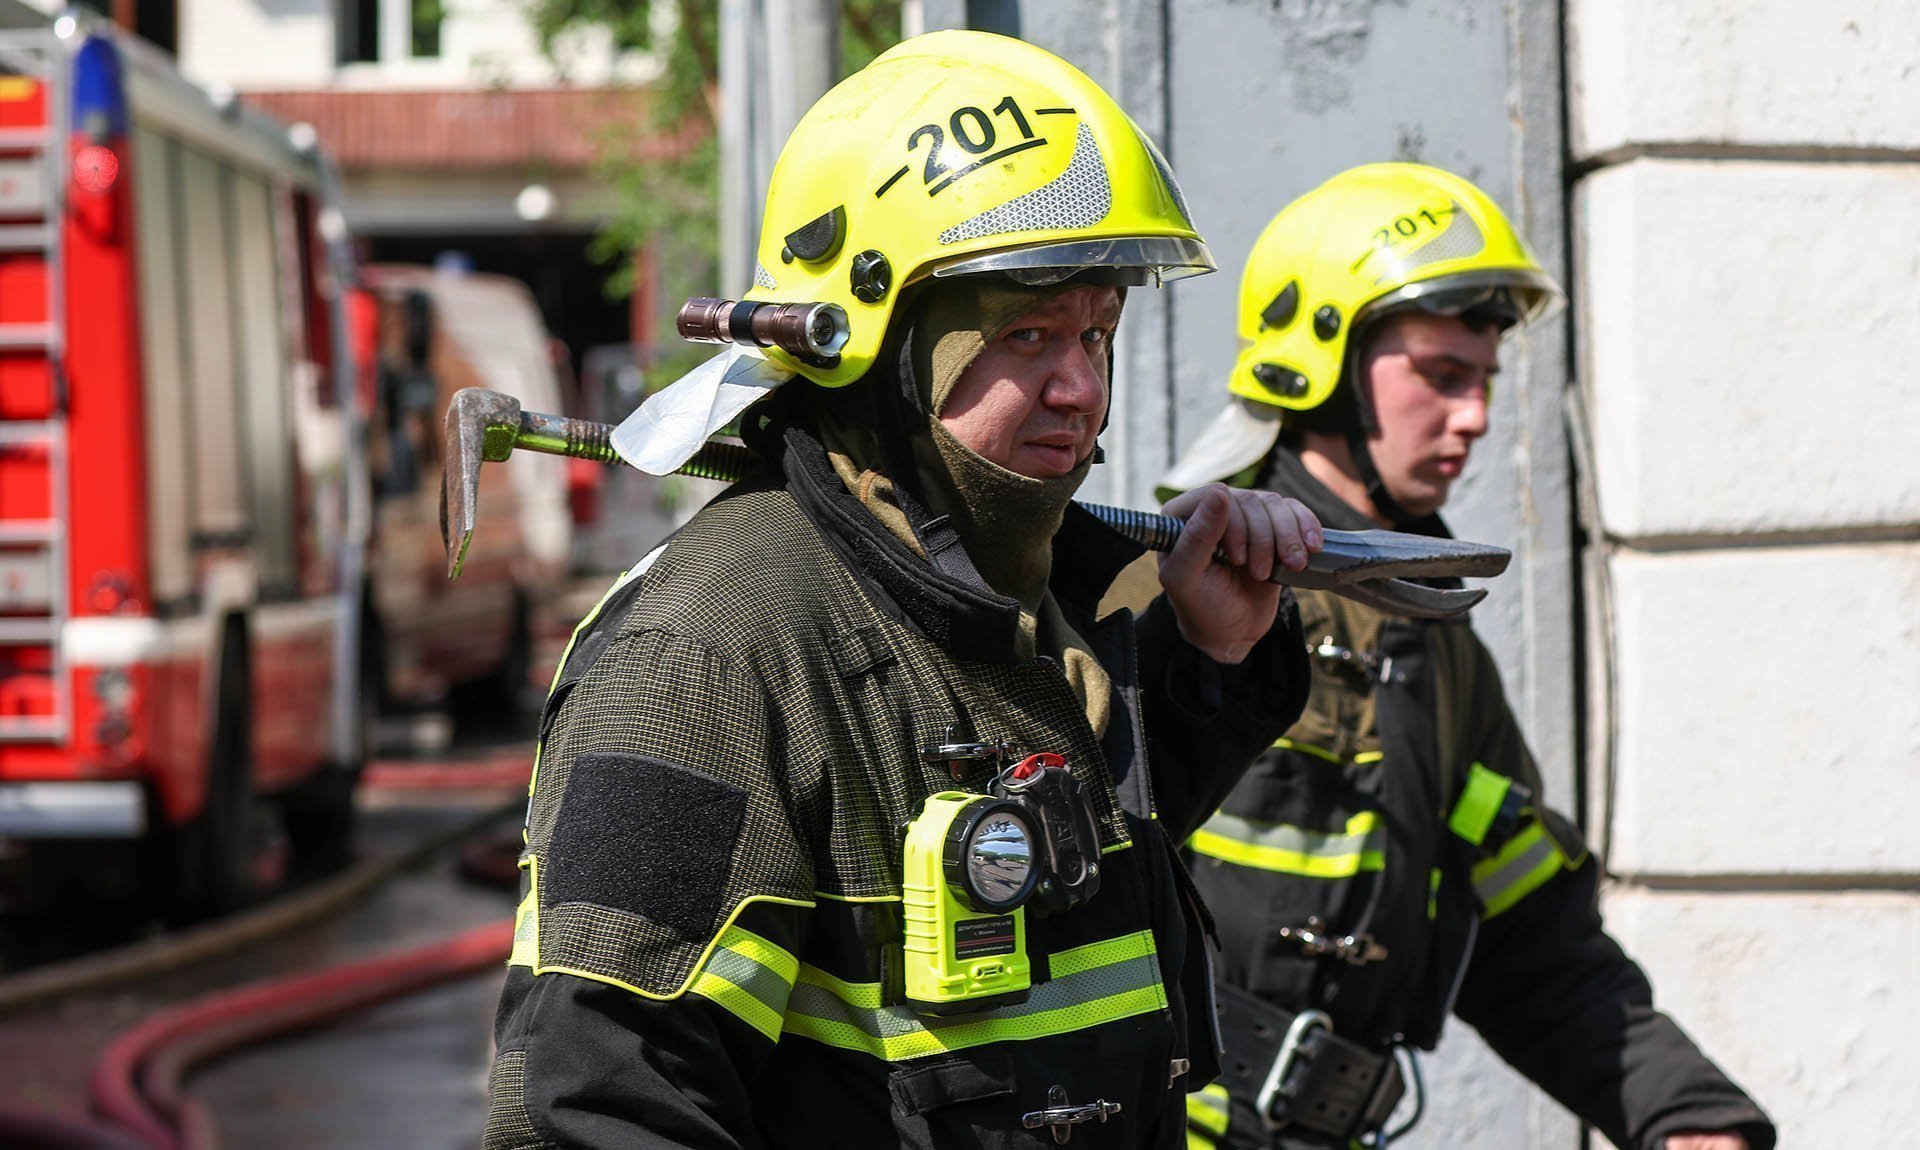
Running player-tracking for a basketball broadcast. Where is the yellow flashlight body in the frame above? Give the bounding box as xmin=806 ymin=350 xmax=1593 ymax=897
xmin=902 ymin=792 xmax=1033 ymax=1014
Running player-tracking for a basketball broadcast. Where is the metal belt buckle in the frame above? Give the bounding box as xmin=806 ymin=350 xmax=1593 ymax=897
xmin=1255 ymin=1008 xmax=1333 ymax=1132
xmin=1021 ymin=1084 xmax=1122 ymax=1145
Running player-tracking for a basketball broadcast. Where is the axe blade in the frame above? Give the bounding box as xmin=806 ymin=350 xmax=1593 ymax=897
xmin=441 ymin=388 xmax=526 ymax=580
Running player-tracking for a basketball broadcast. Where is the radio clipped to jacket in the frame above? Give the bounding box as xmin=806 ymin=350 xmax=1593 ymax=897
xmin=901 ymin=752 xmax=1102 ymax=1015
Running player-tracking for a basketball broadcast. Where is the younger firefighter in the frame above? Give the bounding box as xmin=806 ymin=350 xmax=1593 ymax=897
xmin=1162 ymin=164 xmax=1775 ymax=1150
xmin=484 ymin=31 xmax=1327 ymax=1149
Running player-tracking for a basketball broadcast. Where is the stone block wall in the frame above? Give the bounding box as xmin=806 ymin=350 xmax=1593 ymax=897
xmin=1569 ymin=1 xmax=1920 ymax=1141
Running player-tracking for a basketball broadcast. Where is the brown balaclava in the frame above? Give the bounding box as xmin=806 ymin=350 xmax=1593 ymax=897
xmin=820 ymin=279 xmax=1115 ymax=735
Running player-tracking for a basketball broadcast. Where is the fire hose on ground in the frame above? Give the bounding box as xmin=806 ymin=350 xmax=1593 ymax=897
xmin=88 ymin=918 xmax=513 ymax=1150
xmin=0 ymin=794 xmax=526 ymax=1148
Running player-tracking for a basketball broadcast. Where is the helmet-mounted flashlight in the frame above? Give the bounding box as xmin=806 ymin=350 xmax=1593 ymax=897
xmin=676 ymin=297 xmax=851 ymax=362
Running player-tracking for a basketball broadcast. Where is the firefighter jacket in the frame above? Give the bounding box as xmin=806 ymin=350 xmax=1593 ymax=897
xmin=484 ymin=422 xmax=1311 ymax=1150
xmin=1182 ymin=448 xmax=1774 ymax=1150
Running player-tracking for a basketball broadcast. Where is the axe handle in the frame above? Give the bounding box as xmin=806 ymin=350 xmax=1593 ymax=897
xmin=591 ymin=427 xmax=1479 ymax=578
xmin=510 ymin=414 xmax=1194 ymax=549
xmin=470 ymin=404 xmax=1504 ymax=618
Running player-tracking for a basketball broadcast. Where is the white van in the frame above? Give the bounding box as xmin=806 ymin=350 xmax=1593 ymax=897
xmin=357 ymin=264 xmax=572 ymax=711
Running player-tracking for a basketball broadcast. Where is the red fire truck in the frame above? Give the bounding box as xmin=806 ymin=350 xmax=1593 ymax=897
xmin=0 ymin=15 xmax=369 ymax=916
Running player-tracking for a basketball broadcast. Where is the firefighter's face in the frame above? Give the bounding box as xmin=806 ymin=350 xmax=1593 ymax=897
xmin=1360 ymin=312 xmax=1499 ymax=517
xmin=939 ymin=285 xmax=1120 ymax=479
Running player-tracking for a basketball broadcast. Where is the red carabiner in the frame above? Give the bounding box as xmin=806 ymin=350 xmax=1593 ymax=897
xmin=1011 ymin=751 xmax=1067 ymax=780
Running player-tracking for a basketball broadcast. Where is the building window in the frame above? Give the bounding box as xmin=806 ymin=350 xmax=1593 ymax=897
xmin=337 ymin=0 xmax=441 ymax=65
xmin=337 ymin=0 xmax=379 ymax=64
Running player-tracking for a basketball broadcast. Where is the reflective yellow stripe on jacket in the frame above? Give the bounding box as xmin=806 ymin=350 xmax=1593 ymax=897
xmin=1189 ymin=810 xmax=1385 ymax=878
xmin=691 ymin=925 xmax=801 ymax=1042
xmin=1472 ymin=820 xmax=1574 ymax=918
xmin=1186 ymin=1083 xmax=1230 ymax=1148
xmin=783 ymin=930 xmax=1166 ymax=1061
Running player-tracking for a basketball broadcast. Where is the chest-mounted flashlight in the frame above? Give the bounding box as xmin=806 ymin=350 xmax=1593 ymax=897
xmin=901 ymin=752 xmax=1104 ymax=1015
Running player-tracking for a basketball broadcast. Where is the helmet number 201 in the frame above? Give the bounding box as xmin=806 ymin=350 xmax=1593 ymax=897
xmin=883 ymin=97 xmax=1057 ymax=199
xmin=1349 ymin=204 xmax=1457 ymax=274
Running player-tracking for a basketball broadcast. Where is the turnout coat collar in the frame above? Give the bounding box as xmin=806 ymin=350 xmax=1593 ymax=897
xmin=779 ymin=422 xmax=1147 ymax=662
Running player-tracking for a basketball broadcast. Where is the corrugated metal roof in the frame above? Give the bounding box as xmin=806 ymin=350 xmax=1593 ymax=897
xmin=243 ymin=87 xmax=697 ymax=171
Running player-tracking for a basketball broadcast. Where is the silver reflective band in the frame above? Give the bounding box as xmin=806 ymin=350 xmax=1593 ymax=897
xmin=930 ymin=235 xmax=1216 ymax=286
xmin=0 ymin=781 xmax=144 ymax=837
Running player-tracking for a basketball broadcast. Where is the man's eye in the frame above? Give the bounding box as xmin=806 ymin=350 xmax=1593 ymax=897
xmin=1424 ymin=367 xmax=1473 ymax=395
xmin=1082 ymin=327 xmax=1111 ymax=346
xmin=1007 ymin=327 xmax=1044 ymax=344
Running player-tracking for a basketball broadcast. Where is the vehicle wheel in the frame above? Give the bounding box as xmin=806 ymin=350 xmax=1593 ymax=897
xmin=162 ymin=622 xmax=258 ymax=920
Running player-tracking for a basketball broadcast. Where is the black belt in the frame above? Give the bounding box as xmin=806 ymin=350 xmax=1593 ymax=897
xmin=1212 ymin=981 xmax=1407 ymax=1144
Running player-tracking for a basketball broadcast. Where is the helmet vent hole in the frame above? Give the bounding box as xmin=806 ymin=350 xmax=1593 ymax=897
xmin=1313 ymin=305 xmax=1341 ymax=341
xmin=1260 ymin=281 xmax=1299 ymax=330
xmin=1252 ymin=363 xmax=1309 ymax=400
xmin=784 ymin=206 xmax=846 ymax=264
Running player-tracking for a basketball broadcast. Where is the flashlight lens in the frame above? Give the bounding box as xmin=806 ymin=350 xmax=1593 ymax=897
xmin=967 ymin=813 xmax=1035 ymax=906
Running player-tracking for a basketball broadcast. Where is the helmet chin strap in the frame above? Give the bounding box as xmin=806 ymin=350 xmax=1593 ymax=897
xmin=1347 ymin=423 xmax=1418 ymax=529
xmin=1338 ymin=326 xmax=1419 ymax=529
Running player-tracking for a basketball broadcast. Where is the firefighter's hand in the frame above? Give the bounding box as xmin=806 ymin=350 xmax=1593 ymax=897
xmin=1158 ymin=484 xmax=1321 ymax=664
xmin=1664 ymin=1135 xmax=1748 ymax=1150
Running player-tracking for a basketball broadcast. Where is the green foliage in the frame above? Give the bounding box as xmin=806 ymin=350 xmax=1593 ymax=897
xmin=841 ymin=0 xmax=902 ymax=73
xmin=410 ymin=0 xmax=445 ymax=57
xmin=527 ymin=0 xmax=900 ymax=381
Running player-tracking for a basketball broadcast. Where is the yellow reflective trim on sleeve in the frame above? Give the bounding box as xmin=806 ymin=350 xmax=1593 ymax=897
xmin=1352 ymin=750 xmax=1384 ymax=765
xmin=1447 ymin=762 xmax=1510 ymax=846
xmin=782 ymin=930 xmax=1167 ymax=1061
xmin=1188 ymin=811 xmax=1385 ymax=878
xmin=1427 ymin=867 xmax=1441 ymax=921
xmin=1472 ymin=821 xmax=1572 ymax=918
xmin=509 ymin=880 xmax=539 ymax=968
xmin=690 ymin=925 xmax=800 ymax=1042
xmin=1273 ymin=736 xmax=1341 ymax=764
xmin=525 ymin=853 xmax=815 ymax=1002
xmin=1187 ymin=1083 xmax=1230 ymax=1138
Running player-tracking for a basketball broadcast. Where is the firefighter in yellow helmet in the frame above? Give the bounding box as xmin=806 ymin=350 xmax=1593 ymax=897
xmin=485 ymin=31 xmax=1326 ymax=1148
xmin=1165 ymin=165 xmax=1774 ymax=1149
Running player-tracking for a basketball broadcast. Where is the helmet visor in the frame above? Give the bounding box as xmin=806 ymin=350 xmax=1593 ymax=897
xmin=929 ymin=235 xmax=1216 ymax=287
xmin=1361 ymin=268 xmax=1564 ymax=331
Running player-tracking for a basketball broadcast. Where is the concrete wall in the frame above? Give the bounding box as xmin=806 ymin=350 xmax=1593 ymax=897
xmin=926 ymin=0 xmax=1581 ymax=1144
xmin=1569 ymin=0 xmax=1920 ymax=1142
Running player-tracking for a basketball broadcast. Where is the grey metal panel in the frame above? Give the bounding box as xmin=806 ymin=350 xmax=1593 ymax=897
xmin=1022 ymin=2 xmax=1581 ymax=1146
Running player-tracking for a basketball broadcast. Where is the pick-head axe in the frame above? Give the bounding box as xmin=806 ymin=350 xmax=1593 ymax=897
xmin=441 ymin=387 xmax=1510 ymax=620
